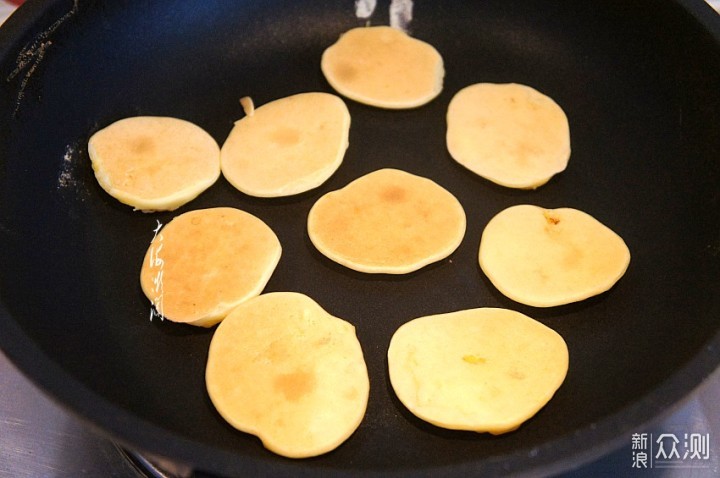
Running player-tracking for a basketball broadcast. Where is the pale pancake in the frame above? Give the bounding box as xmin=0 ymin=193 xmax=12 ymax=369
xmin=321 ymin=26 xmax=444 ymax=109
xmin=479 ymin=205 xmax=631 ymax=307
xmin=88 ymin=116 xmax=220 ymax=211
xmin=307 ymin=168 xmax=466 ymax=274
xmin=221 ymin=92 xmax=350 ymax=197
xmin=205 ymin=292 xmax=369 ymax=458
xmin=388 ymin=307 xmax=569 ymax=434
xmin=447 ymin=83 xmax=571 ymax=189
xmin=140 ymin=207 xmax=281 ymax=327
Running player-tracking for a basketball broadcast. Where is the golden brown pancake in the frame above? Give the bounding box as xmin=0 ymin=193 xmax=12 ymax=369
xmin=307 ymin=168 xmax=466 ymax=274
xmin=221 ymin=92 xmax=350 ymax=197
xmin=140 ymin=207 xmax=281 ymax=327
xmin=205 ymin=292 xmax=369 ymax=458
xmin=447 ymin=83 xmax=570 ymax=189
xmin=88 ymin=116 xmax=220 ymax=211
xmin=321 ymin=26 xmax=444 ymax=109
xmin=388 ymin=307 xmax=569 ymax=434
xmin=479 ymin=204 xmax=631 ymax=307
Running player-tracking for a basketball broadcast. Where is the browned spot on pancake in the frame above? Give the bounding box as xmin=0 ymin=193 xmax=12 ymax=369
xmin=132 ymin=136 xmax=155 ymax=155
xmin=343 ymin=387 xmax=360 ymax=401
xmin=562 ymin=243 xmax=583 ymax=268
xmin=270 ymin=127 xmax=301 ymax=147
xmin=274 ymin=369 xmax=316 ymax=402
xmin=334 ymin=62 xmax=358 ymax=82
xmin=314 ymin=334 xmax=331 ymax=347
xmin=380 ymin=185 xmax=407 ymax=203
xmin=543 ymin=211 xmax=561 ymax=226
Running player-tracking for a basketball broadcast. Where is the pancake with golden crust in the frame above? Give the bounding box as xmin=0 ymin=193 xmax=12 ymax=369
xmin=221 ymin=92 xmax=350 ymax=197
xmin=140 ymin=207 xmax=281 ymax=327
xmin=307 ymin=168 xmax=466 ymax=274
xmin=206 ymin=292 xmax=369 ymax=458
xmin=388 ymin=307 xmax=568 ymax=434
xmin=447 ymin=83 xmax=570 ymax=189
xmin=321 ymin=26 xmax=444 ymax=109
xmin=479 ymin=204 xmax=630 ymax=307
xmin=88 ymin=116 xmax=220 ymax=211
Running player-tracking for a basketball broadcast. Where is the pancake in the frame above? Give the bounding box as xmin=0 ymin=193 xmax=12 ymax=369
xmin=479 ymin=204 xmax=631 ymax=307
xmin=221 ymin=92 xmax=350 ymax=197
xmin=205 ymin=292 xmax=369 ymax=458
xmin=321 ymin=26 xmax=444 ymax=109
xmin=88 ymin=116 xmax=220 ymax=211
xmin=140 ymin=207 xmax=281 ymax=327
xmin=307 ymin=168 xmax=466 ymax=274
xmin=446 ymin=83 xmax=571 ymax=189
xmin=388 ymin=307 xmax=569 ymax=434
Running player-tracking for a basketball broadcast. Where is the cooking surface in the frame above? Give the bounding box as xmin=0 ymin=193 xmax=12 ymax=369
xmin=0 ymin=0 xmax=720 ymax=476
xmin=1 ymin=348 xmax=718 ymax=477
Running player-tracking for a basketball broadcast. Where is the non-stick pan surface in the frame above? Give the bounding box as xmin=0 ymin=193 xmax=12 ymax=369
xmin=1 ymin=0 xmax=719 ymax=476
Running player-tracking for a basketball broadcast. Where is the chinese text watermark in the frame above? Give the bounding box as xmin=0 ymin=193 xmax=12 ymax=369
xmin=632 ymin=432 xmax=711 ymax=470
xmin=148 ymin=219 xmax=165 ymax=321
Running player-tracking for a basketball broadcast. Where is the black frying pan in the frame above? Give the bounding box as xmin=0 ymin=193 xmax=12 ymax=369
xmin=1 ymin=0 xmax=719 ymax=476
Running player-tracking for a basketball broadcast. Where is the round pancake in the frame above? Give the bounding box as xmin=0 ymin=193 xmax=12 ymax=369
xmin=221 ymin=92 xmax=350 ymax=197
xmin=205 ymin=292 xmax=369 ymax=458
xmin=140 ymin=207 xmax=281 ymax=327
xmin=307 ymin=168 xmax=466 ymax=274
xmin=88 ymin=116 xmax=220 ymax=211
xmin=321 ymin=26 xmax=444 ymax=109
xmin=479 ymin=204 xmax=631 ymax=307
xmin=446 ymin=83 xmax=571 ymax=189
xmin=388 ymin=307 xmax=569 ymax=434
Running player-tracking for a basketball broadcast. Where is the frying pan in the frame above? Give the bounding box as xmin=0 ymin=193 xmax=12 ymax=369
xmin=1 ymin=0 xmax=719 ymax=476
